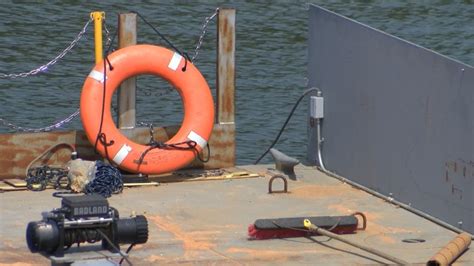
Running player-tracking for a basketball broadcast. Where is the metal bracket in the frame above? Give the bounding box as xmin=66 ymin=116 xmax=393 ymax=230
xmin=352 ymin=212 xmax=367 ymax=230
xmin=268 ymin=175 xmax=288 ymax=194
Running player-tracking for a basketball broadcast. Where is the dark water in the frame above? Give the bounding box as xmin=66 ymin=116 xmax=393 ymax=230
xmin=0 ymin=1 xmax=472 ymax=164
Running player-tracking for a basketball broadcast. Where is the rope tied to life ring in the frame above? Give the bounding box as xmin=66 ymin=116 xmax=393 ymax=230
xmin=133 ymin=124 xmax=212 ymax=171
xmin=81 ymin=45 xmax=214 ymax=175
xmin=136 ymin=140 xmax=196 ymax=165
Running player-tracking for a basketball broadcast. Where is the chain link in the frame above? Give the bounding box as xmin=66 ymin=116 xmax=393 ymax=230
xmin=192 ymin=7 xmax=219 ymax=62
xmin=0 ymin=18 xmax=92 ymax=132
xmin=0 ymin=18 xmax=92 ymax=79
xmin=0 ymin=109 xmax=80 ymax=133
xmin=103 ymin=21 xmax=113 ymax=51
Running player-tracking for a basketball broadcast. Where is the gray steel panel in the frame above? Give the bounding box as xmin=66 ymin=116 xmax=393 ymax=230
xmin=308 ymin=5 xmax=473 ymax=233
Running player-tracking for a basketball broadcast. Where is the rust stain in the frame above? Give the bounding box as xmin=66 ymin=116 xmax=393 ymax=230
xmin=217 ymin=9 xmax=236 ymax=126
xmin=148 ymin=215 xmax=215 ymax=251
xmin=368 ymin=220 xmax=416 ymax=235
xmin=0 ymin=247 xmax=42 ymax=266
xmin=146 ymin=255 xmax=166 ymax=263
xmin=374 ymin=233 xmax=397 ymax=244
xmin=226 ymin=248 xmax=290 ymax=262
xmin=291 ymin=185 xmax=348 ymax=198
xmin=148 ymin=215 xmax=242 ymax=263
xmin=227 ymin=247 xmax=281 ymax=256
xmin=0 ymin=131 xmax=83 ymax=179
xmin=0 ymin=123 xmax=235 ymax=179
xmin=226 ymin=247 xmax=321 ymax=261
xmin=327 ymin=204 xmax=416 ymax=237
xmin=0 ymin=263 xmax=35 ymax=266
xmin=118 ymin=14 xmax=137 ymax=48
xmin=327 ymin=204 xmax=359 ymax=215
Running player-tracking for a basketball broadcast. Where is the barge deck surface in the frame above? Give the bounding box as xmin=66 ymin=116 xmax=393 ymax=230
xmin=1 ymin=164 xmax=472 ymax=265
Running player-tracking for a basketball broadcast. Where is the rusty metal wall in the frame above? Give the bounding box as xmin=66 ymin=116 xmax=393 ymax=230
xmin=308 ymin=5 xmax=473 ymax=233
xmin=0 ymin=124 xmax=235 ymax=179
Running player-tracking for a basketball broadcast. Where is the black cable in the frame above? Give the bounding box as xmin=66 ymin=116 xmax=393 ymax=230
xmin=96 ymin=229 xmax=132 ymax=266
xmin=119 ymin=244 xmax=136 ymax=265
xmin=145 ymin=124 xmax=210 ymax=163
xmin=93 ymin=58 xmax=110 ymax=154
xmin=94 ymin=22 xmax=117 ymax=154
xmin=196 ymin=143 xmax=211 ymax=163
xmin=254 ymin=88 xmax=318 ymax=164
xmin=136 ymin=140 xmax=198 ymax=171
xmin=93 ymin=22 xmax=117 ymax=155
xmin=131 ymin=11 xmax=189 ymax=71
xmin=55 ymin=175 xmax=71 ymax=190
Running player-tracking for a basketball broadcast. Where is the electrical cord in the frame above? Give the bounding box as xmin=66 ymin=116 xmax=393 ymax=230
xmin=93 ymin=20 xmax=117 ymax=156
xmin=254 ymin=88 xmax=318 ymax=164
xmin=119 ymin=244 xmax=136 ymax=265
xmin=96 ymin=229 xmax=132 ymax=266
xmin=25 ymin=143 xmax=76 ymax=177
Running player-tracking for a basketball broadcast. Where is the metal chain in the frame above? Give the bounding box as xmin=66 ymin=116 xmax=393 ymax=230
xmin=26 ymin=166 xmax=69 ymax=191
xmin=0 ymin=109 xmax=80 ymax=132
xmin=0 ymin=18 xmax=93 ymax=131
xmin=192 ymin=7 xmax=219 ymax=61
xmin=0 ymin=18 xmax=92 ymax=79
xmin=85 ymin=160 xmax=123 ymax=198
xmin=103 ymin=21 xmax=112 ymax=51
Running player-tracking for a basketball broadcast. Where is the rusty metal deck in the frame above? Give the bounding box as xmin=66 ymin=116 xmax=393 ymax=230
xmin=1 ymin=164 xmax=473 ymax=265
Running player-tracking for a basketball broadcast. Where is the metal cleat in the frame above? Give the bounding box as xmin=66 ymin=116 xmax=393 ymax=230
xmin=269 ymin=148 xmax=299 ymax=179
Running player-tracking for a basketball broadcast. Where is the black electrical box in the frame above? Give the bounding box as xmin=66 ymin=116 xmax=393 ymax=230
xmin=61 ymin=194 xmax=109 ymax=219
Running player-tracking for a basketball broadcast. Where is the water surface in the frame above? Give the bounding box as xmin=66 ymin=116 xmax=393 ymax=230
xmin=0 ymin=1 xmax=472 ymax=164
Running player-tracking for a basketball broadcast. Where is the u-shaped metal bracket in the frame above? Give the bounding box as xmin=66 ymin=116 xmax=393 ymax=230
xmin=352 ymin=212 xmax=367 ymax=231
xmin=268 ymin=175 xmax=288 ymax=194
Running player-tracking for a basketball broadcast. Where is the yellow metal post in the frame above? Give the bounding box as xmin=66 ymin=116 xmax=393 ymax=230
xmin=90 ymin=11 xmax=105 ymax=64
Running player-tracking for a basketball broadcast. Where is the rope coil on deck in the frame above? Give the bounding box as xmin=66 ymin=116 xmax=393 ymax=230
xmin=85 ymin=161 xmax=123 ymax=198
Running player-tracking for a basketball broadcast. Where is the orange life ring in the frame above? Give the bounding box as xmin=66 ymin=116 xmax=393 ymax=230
xmin=80 ymin=45 xmax=214 ymax=174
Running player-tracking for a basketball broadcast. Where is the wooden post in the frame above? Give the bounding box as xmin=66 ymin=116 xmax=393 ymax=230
xmin=117 ymin=13 xmax=137 ymax=129
xmin=216 ymin=8 xmax=236 ymax=124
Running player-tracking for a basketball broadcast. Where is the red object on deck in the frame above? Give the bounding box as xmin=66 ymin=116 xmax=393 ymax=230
xmin=247 ymin=215 xmax=361 ymax=240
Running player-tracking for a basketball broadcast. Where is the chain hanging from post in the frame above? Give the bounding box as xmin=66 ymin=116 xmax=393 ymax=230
xmin=103 ymin=21 xmax=113 ymax=53
xmin=192 ymin=7 xmax=219 ymax=62
xmin=0 ymin=109 xmax=80 ymax=132
xmin=0 ymin=16 xmax=96 ymax=132
xmin=0 ymin=18 xmax=92 ymax=79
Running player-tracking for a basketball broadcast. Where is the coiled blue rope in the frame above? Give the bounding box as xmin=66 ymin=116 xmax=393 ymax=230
xmin=85 ymin=161 xmax=123 ymax=198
